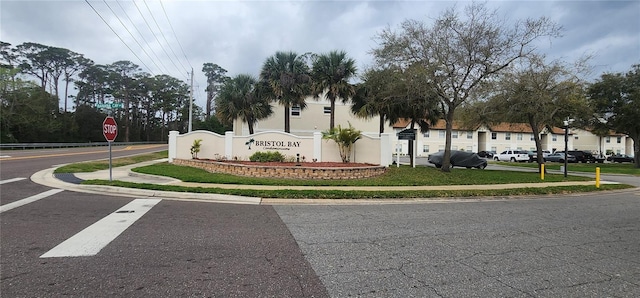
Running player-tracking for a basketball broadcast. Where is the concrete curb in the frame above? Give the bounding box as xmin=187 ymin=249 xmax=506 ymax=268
xmin=30 ymin=166 xmax=262 ymax=205
xmin=30 ymin=159 xmax=628 ymax=206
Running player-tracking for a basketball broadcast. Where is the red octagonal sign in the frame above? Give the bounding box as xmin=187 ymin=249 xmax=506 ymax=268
xmin=103 ymin=116 xmax=118 ymax=142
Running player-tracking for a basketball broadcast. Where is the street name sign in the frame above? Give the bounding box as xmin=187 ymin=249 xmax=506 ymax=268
xmin=96 ymin=103 xmax=124 ymax=109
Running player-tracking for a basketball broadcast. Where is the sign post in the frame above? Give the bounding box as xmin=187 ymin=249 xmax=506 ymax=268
xmin=103 ymin=116 xmax=118 ymax=181
xmin=397 ymin=129 xmax=417 ymax=168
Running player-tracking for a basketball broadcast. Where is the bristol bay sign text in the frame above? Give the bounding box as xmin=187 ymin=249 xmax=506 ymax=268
xmin=247 ymin=139 xmax=302 ymax=150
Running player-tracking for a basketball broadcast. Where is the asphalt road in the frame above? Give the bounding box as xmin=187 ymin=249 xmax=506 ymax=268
xmin=1 ymin=145 xmax=327 ymax=297
xmin=276 ymin=191 xmax=640 ymax=297
xmin=1 ymin=148 xmax=639 ymax=297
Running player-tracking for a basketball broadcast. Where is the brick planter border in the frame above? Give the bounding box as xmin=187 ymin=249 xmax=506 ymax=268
xmin=173 ymin=159 xmax=387 ymax=180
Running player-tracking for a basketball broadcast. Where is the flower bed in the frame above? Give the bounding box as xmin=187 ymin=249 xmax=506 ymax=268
xmin=172 ymin=158 xmax=387 ymax=180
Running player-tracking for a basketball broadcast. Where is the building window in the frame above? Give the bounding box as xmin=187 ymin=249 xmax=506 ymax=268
xmin=530 ymin=134 xmax=535 ymax=141
xmin=423 ymin=131 xmax=430 ymax=138
xmin=575 ymin=136 xmax=579 ymax=140
xmin=491 ymin=146 xmax=497 ymax=152
xmin=452 ymin=146 xmax=458 ymax=150
xmin=438 ymin=145 xmax=445 ymax=152
xmin=466 ymin=146 xmax=473 ymax=152
xmin=323 ymin=106 xmax=331 ymax=114
xmin=552 ymin=135 xmax=557 ymax=142
xmin=617 ymin=136 xmax=622 ymax=143
xmin=452 ymin=131 xmax=458 ymax=139
xmin=606 ymin=137 xmax=611 ymax=143
xmin=422 ymin=145 xmax=429 ymax=153
xmin=439 ymin=131 xmax=445 ymax=139
xmin=291 ymin=105 xmax=301 ymax=117
xmin=517 ymin=133 xmax=523 ymax=141
xmin=467 ymin=131 xmax=473 ymax=139
xmin=491 ymin=132 xmax=497 ymax=140
xmin=505 ymin=133 xmax=511 ymax=140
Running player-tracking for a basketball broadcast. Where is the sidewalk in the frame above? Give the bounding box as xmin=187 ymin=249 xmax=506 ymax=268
xmin=31 ymin=159 xmax=261 ymax=205
xmin=30 ymin=159 xmax=615 ymax=205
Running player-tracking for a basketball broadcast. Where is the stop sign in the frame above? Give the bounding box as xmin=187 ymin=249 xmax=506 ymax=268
xmin=103 ymin=116 xmax=118 ymax=142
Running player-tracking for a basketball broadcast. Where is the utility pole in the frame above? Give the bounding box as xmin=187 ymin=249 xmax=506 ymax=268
xmin=188 ymin=68 xmax=194 ymax=132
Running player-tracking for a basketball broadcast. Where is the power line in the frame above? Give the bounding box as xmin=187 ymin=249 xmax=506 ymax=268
xmin=132 ymin=0 xmax=188 ymax=81
xmin=145 ymin=0 xmax=189 ymax=75
xmin=84 ymin=0 xmax=155 ymax=75
xmin=159 ymin=0 xmax=193 ymax=70
xmin=102 ymin=0 xmax=167 ymax=73
xmin=114 ymin=0 xmax=169 ymax=74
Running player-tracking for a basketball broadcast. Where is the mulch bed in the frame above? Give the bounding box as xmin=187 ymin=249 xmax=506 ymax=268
xmin=207 ymin=160 xmax=377 ymax=168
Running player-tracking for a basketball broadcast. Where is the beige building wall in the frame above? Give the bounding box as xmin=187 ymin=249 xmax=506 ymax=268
xmin=232 ymin=98 xmax=634 ymax=157
xmin=235 ymin=96 xmax=382 ymax=137
xmin=572 ymin=128 xmax=633 ymax=155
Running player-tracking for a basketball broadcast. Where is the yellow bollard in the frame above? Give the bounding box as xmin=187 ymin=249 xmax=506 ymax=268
xmin=541 ymin=164 xmax=545 ymax=180
xmin=596 ymin=167 xmax=600 ymax=188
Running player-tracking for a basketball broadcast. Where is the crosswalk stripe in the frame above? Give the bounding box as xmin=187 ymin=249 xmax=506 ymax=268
xmin=0 ymin=189 xmax=64 ymax=213
xmin=40 ymin=198 xmax=162 ymax=258
xmin=0 ymin=177 xmax=26 ymax=185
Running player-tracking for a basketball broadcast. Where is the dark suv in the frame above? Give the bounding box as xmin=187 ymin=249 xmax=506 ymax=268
xmin=567 ymin=150 xmax=604 ymax=163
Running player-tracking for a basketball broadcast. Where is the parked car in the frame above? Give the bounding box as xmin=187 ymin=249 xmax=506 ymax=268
xmin=544 ymin=152 xmax=577 ymax=163
xmin=493 ymin=150 xmax=530 ymax=162
xmin=608 ymin=154 xmax=634 ymax=163
xmin=524 ymin=151 xmax=537 ymax=162
xmin=567 ymin=150 xmax=604 ymax=163
xmin=477 ymin=150 xmax=494 ymax=158
xmin=526 ymin=150 xmax=552 ymax=162
xmin=428 ymin=150 xmax=487 ymax=169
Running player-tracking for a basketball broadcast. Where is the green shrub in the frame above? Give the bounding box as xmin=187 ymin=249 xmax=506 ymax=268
xmin=249 ymin=151 xmax=285 ymax=162
xmin=190 ymin=139 xmax=202 ymax=159
xmin=322 ymin=122 xmax=362 ymax=162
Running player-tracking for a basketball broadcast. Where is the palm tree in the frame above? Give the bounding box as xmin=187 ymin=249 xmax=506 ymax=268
xmin=350 ymin=67 xmax=405 ymax=136
xmin=216 ymin=74 xmax=273 ymax=135
xmin=312 ymin=50 xmax=357 ymax=130
xmin=321 ymin=122 xmax=362 ymax=163
xmin=259 ymin=51 xmax=312 ymax=133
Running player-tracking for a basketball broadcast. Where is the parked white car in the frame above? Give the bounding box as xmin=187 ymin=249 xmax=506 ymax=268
xmin=493 ymin=150 xmax=530 ymax=162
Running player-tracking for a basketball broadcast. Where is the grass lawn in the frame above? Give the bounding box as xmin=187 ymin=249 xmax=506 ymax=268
xmin=83 ymin=179 xmax=632 ymax=199
xmin=492 ymin=161 xmax=640 ymax=176
xmin=65 ymin=152 xmax=635 ymax=199
xmin=54 ymin=151 xmax=168 ymax=173
xmin=131 ymin=162 xmax=592 ymax=186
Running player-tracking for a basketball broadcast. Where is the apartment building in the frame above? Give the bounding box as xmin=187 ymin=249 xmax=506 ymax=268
xmin=572 ymin=128 xmax=633 ymax=156
xmin=232 ymin=97 xmax=634 ymax=157
xmin=233 ymin=97 xmax=382 ymax=137
xmin=392 ymin=120 xmax=572 ymax=157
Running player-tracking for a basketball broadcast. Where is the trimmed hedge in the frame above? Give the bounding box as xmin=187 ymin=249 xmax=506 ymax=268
xmin=249 ymin=151 xmax=285 ymax=162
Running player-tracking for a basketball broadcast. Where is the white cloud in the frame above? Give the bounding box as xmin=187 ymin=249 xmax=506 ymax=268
xmin=2 ymin=0 xmax=639 ymax=109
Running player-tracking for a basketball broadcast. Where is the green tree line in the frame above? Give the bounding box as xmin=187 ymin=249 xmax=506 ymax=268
xmin=0 ymin=41 xmax=227 ymax=143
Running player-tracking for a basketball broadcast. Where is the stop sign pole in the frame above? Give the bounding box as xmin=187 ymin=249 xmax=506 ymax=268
xmin=103 ymin=117 xmax=118 ymax=181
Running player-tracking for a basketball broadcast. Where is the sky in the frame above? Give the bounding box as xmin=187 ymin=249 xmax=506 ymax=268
xmin=1 ymin=0 xmax=639 ymax=110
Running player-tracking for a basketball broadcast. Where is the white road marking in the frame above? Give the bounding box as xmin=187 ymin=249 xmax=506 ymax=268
xmin=0 ymin=189 xmax=64 ymax=213
xmin=0 ymin=177 xmax=26 ymax=185
xmin=40 ymin=198 xmax=162 ymax=258
xmin=0 ymin=155 xmax=11 ymax=158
